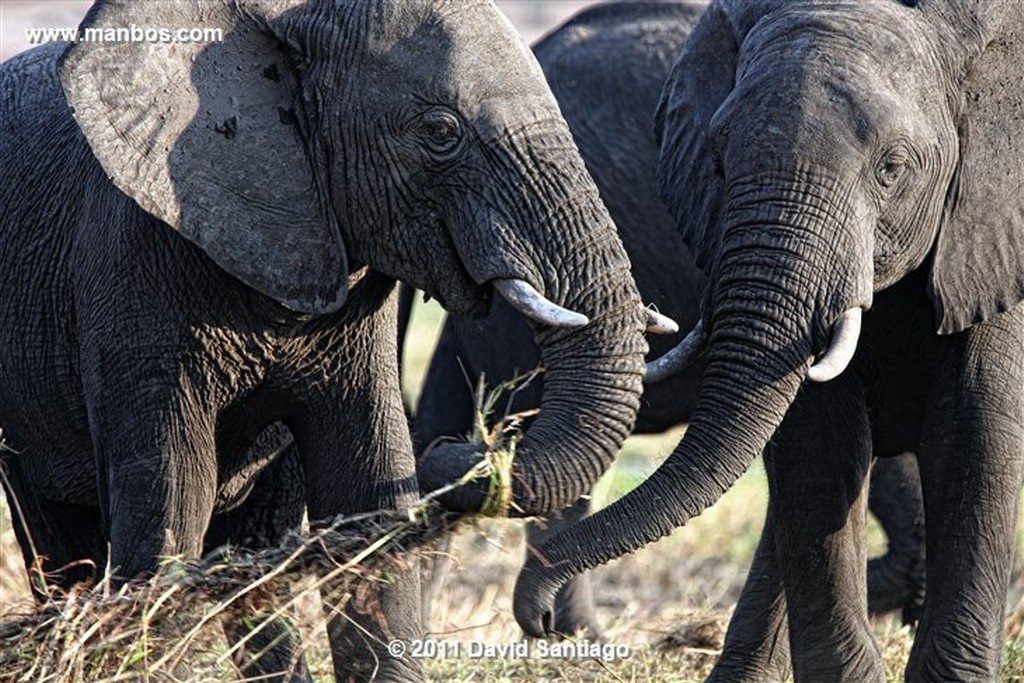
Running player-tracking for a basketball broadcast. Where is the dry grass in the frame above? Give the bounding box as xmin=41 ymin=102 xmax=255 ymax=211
xmin=1 ymin=449 xmax=1022 ymax=682
xmin=0 ymin=500 xmax=463 ymax=682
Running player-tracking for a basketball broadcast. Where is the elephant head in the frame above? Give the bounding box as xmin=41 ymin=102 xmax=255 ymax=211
xmin=515 ymin=0 xmax=1024 ymax=634
xmin=59 ymin=0 xmax=649 ymax=516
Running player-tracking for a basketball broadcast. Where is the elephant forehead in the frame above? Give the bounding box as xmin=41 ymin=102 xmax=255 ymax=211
xmin=471 ymin=96 xmax=571 ymax=136
xmin=354 ymin=0 xmax=550 ymax=106
xmin=729 ymin=5 xmax=947 ymax=146
xmin=746 ymin=1 xmax=936 ymax=69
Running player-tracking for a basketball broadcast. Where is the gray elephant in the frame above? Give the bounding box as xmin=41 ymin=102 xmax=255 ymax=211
xmin=513 ymin=1 xmax=1024 ymax=681
xmin=414 ymin=0 xmax=925 ymax=638
xmin=0 ymin=0 xmax=654 ymax=680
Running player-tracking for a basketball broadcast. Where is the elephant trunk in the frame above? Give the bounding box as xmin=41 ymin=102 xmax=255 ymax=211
xmin=500 ymin=236 xmax=647 ymax=515
xmin=418 ymin=146 xmax=648 ymax=516
xmin=514 ymin=292 xmax=809 ymax=634
xmin=514 ymin=178 xmax=872 ymax=634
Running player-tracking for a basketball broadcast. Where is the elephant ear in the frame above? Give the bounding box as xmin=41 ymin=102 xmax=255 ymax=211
xmin=654 ymin=0 xmax=781 ymax=273
xmin=929 ymin=8 xmax=1024 ymax=333
xmin=59 ymin=0 xmax=348 ymax=314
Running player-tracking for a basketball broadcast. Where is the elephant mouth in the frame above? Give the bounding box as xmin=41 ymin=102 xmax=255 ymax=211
xmin=422 ymin=281 xmax=492 ymax=319
xmin=418 ymin=252 xmax=492 ymax=319
xmin=418 ymin=218 xmax=589 ymax=325
xmin=408 ymin=217 xmax=494 ymax=319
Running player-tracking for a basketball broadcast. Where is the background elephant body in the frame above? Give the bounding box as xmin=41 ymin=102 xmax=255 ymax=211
xmin=515 ymin=1 xmax=1024 ymax=681
xmin=413 ymin=0 xmax=925 ymax=640
xmin=0 ymin=2 xmax=651 ymax=680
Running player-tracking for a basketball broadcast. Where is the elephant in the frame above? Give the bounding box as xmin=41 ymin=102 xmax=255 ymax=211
xmin=512 ymin=1 xmax=1024 ymax=681
xmin=412 ymin=0 xmax=926 ymax=639
xmin=0 ymin=0 xmax=655 ymax=680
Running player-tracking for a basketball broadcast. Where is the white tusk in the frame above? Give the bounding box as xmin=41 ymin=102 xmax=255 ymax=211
xmin=493 ymin=279 xmax=589 ymax=329
xmin=645 ymin=308 xmax=679 ymax=335
xmin=644 ymin=318 xmax=706 ymax=383
xmin=807 ymin=307 xmax=863 ymax=383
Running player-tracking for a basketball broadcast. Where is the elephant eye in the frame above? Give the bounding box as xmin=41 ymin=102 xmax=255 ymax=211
xmin=876 ymin=149 xmax=910 ymax=190
xmin=416 ymin=108 xmax=464 ymax=158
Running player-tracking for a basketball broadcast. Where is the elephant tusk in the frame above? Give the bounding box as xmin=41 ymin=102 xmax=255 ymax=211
xmin=807 ymin=307 xmax=863 ymax=382
xmin=644 ymin=318 xmax=706 ymax=383
xmin=644 ymin=307 xmax=679 ymax=335
xmin=492 ymin=279 xmax=590 ymax=329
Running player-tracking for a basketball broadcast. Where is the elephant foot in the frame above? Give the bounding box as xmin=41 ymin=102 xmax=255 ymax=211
xmin=707 ymin=661 xmax=789 ymax=683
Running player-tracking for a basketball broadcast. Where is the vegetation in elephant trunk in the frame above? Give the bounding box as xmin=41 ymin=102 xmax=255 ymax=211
xmin=513 ymin=172 xmax=873 ymax=635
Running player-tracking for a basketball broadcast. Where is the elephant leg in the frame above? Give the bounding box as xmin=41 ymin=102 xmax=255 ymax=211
xmin=865 ymin=452 xmax=926 ymax=623
xmin=0 ymin=453 xmax=105 ymax=598
xmin=205 ymin=436 xmax=310 ymax=683
xmin=296 ymin=297 xmax=423 ymax=683
xmin=908 ymin=306 xmax=1024 ymax=682
xmin=83 ymin=376 xmax=218 ymax=579
xmin=412 ymin=321 xmax=477 ymax=631
xmin=766 ymin=377 xmax=883 ymax=682
xmin=301 ymin=412 xmax=422 ymax=683
xmin=708 ymin=502 xmax=791 ymax=682
xmin=524 ymin=496 xmax=602 ymax=638
xmin=298 ymin=412 xmax=422 ymax=683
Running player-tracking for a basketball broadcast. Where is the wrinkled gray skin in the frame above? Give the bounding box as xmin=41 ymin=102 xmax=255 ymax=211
xmin=0 ymin=1 xmax=649 ymax=680
xmin=411 ymin=1 xmax=926 ymax=639
xmin=515 ymin=1 xmax=1024 ymax=681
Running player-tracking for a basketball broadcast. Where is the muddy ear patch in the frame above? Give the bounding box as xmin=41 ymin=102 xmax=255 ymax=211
xmin=928 ymin=9 xmax=1024 ymax=333
xmin=262 ymin=63 xmax=281 ymax=82
xmin=277 ymin=107 xmax=297 ymax=126
xmin=214 ymin=116 xmax=238 ymax=139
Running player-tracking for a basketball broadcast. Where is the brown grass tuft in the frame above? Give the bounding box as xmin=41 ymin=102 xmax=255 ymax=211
xmin=0 ymin=503 xmax=462 ymax=682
